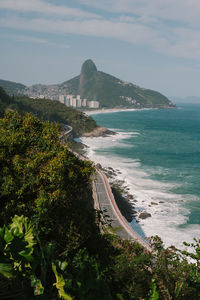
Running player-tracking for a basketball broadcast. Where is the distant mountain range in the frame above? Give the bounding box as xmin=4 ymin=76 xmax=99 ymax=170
xmin=0 ymin=59 xmax=175 ymax=109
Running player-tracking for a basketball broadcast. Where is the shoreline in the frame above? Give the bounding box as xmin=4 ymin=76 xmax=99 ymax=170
xmin=83 ymin=107 xmax=152 ymax=115
xmin=80 ymin=126 xmax=200 ymax=250
xmin=78 ymin=133 xmax=152 ymax=244
xmin=83 ymin=105 xmax=176 ymax=116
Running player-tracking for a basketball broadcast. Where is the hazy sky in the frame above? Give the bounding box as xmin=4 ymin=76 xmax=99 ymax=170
xmin=1 ymin=0 xmax=200 ymax=97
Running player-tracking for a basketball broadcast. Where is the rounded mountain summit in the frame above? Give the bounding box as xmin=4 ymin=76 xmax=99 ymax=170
xmin=3 ymin=59 xmax=175 ymax=109
xmin=66 ymin=59 xmax=175 ymax=109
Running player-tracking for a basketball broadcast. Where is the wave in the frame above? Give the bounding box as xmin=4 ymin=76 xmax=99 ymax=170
xmin=81 ymin=130 xmax=200 ymax=249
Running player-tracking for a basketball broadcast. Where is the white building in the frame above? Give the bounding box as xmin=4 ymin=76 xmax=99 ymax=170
xmin=76 ymin=99 xmax=82 ymax=107
xmin=59 ymin=95 xmax=65 ymax=103
xmin=88 ymin=101 xmax=99 ymax=108
xmin=72 ymin=98 xmax=77 ymax=107
xmin=58 ymin=94 xmax=99 ymax=109
xmin=82 ymin=99 xmax=87 ymax=107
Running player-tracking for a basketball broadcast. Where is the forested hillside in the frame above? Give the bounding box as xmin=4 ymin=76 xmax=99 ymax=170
xmin=0 ymin=111 xmax=200 ymax=299
xmin=0 ymin=79 xmax=26 ymax=95
xmin=73 ymin=60 xmax=175 ymax=108
xmin=0 ymin=87 xmax=97 ymax=136
xmin=0 ymin=60 xmax=176 ymax=109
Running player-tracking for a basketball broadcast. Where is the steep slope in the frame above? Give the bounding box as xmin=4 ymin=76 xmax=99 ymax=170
xmin=0 ymin=87 xmax=98 ymax=136
xmin=62 ymin=59 xmax=175 ymax=108
xmin=0 ymin=60 xmax=175 ymax=108
xmin=0 ymin=79 xmax=26 ymax=95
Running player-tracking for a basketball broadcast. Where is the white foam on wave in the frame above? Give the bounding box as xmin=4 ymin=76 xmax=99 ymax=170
xmin=81 ymin=131 xmax=200 ymax=250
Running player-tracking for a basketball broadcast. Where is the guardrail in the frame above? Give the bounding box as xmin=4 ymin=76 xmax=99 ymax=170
xmin=60 ymin=124 xmax=73 ymax=141
xmin=94 ymin=168 xmax=152 ymax=251
xmin=61 ymin=126 xmax=151 ymax=251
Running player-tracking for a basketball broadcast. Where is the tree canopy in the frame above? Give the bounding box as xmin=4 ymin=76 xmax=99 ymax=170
xmin=0 ymin=111 xmax=200 ymax=299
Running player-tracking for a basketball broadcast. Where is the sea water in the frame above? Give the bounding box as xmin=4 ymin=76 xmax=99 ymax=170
xmin=81 ymin=104 xmax=200 ymax=249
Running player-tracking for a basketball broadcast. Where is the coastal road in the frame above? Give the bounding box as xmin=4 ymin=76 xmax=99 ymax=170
xmin=60 ymin=124 xmax=73 ymax=141
xmin=61 ymin=125 xmax=151 ymax=251
xmin=93 ymin=169 xmax=151 ymax=251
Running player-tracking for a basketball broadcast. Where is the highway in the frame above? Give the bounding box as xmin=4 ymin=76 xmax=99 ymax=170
xmin=93 ymin=169 xmax=152 ymax=251
xmin=61 ymin=124 xmax=151 ymax=251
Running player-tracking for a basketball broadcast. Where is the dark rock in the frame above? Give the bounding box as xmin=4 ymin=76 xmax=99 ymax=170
xmin=139 ymin=212 xmax=152 ymax=219
xmin=96 ymin=163 xmax=102 ymax=169
xmin=126 ymin=194 xmax=134 ymax=201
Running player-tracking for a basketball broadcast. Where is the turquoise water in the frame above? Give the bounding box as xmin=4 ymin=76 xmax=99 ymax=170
xmin=83 ymin=104 xmax=200 ymax=247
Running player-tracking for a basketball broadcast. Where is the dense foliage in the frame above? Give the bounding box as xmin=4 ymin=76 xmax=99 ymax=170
xmin=1 ymin=111 xmax=200 ymax=299
xmin=0 ymin=79 xmax=26 ymax=96
xmin=0 ymin=86 xmax=97 ymax=136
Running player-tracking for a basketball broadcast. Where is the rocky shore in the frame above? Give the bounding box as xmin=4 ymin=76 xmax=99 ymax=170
xmin=96 ymin=164 xmax=152 ymax=223
xmin=82 ymin=126 xmax=115 ymax=137
xmin=73 ymin=130 xmax=152 ymax=225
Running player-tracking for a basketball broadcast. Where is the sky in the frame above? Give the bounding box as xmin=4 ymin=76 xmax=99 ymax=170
xmin=1 ymin=0 xmax=200 ymax=98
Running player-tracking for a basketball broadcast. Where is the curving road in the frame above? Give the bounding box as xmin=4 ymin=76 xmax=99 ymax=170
xmin=61 ymin=125 xmax=151 ymax=251
xmin=93 ymin=169 xmax=151 ymax=251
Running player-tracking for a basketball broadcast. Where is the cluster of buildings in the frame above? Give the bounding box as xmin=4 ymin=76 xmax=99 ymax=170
xmin=58 ymin=94 xmax=99 ymax=109
xmin=120 ymin=95 xmax=140 ymax=105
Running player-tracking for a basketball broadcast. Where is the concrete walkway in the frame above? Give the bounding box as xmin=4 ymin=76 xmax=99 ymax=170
xmin=93 ymin=169 xmax=151 ymax=251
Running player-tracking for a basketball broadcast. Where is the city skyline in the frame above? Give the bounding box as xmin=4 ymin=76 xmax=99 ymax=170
xmin=1 ymin=0 xmax=200 ymax=98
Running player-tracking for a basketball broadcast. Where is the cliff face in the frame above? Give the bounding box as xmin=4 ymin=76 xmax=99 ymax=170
xmin=79 ymin=59 xmax=98 ymax=98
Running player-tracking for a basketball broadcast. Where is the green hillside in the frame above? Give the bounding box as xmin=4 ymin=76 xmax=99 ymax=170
xmin=0 ymin=60 xmax=176 ymax=109
xmin=63 ymin=59 xmax=176 ymax=108
xmin=0 ymin=111 xmax=199 ymax=299
xmin=0 ymin=79 xmax=26 ymax=95
xmin=0 ymin=87 xmax=97 ymax=136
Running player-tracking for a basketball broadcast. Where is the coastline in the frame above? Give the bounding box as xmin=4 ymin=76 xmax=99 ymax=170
xmin=79 ymin=131 xmax=152 ymax=244
xmin=80 ymin=108 xmax=200 ymax=250
xmin=83 ymin=107 xmax=148 ymax=115
xmin=83 ymin=106 xmax=176 ymax=116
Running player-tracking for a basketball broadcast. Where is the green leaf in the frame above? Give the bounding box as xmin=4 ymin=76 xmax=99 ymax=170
xmin=19 ymin=248 xmax=33 ymax=261
xmin=52 ymin=263 xmax=73 ymax=300
xmin=57 ymin=261 xmax=68 ymax=272
xmin=30 ymin=275 xmax=44 ymax=295
xmin=0 ymin=263 xmax=13 ymax=278
xmin=4 ymin=228 xmax=13 ymax=243
xmin=116 ymin=294 xmax=124 ymax=300
xmin=10 ymin=215 xmax=35 ymax=248
xmin=148 ymin=279 xmax=159 ymax=300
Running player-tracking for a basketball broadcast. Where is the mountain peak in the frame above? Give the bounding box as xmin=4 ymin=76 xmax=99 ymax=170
xmin=81 ymin=59 xmax=97 ymax=76
xmin=79 ymin=59 xmax=98 ymax=96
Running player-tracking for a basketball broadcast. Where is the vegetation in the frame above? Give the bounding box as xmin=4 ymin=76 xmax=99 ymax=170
xmin=0 ymin=104 xmax=200 ymax=299
xmin=0 ymin=87 xmax=97 ymax=136
xmin=64 ymin=59 xmax=175 ymax=109
xmin=0 ymin=79 xmax=26 ymax=96
xmin=0 ymin=60 xmax=176 ymax=109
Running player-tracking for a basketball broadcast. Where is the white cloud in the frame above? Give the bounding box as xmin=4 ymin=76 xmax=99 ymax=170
xmin=77 ymin=0 xmax=200 ymax=26
xmin=0 ymin=16 xmax=159 ymax=44
xmin=2 ymin=33 xmax=70 ymax=49
xmin=1 ymin=0 xmax=200 ymax=60
xmin=0 ymin=0 xmax=100 ymax=19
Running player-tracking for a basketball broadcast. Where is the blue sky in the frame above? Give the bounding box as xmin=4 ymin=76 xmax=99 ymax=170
xmin=1 ymin=0 xmax=200 ymax=97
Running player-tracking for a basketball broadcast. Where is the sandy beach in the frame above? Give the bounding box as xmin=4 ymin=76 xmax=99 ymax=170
xmin=83 ymin=107 xmax=141 ymax=115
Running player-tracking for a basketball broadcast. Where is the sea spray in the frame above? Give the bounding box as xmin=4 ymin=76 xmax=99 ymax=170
xmin=81 ymin=105 xmax=200 ymax=249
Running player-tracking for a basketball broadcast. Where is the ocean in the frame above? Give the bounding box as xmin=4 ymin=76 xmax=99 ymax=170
xmin=81 ymin=104 xmax=200 ymax=249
